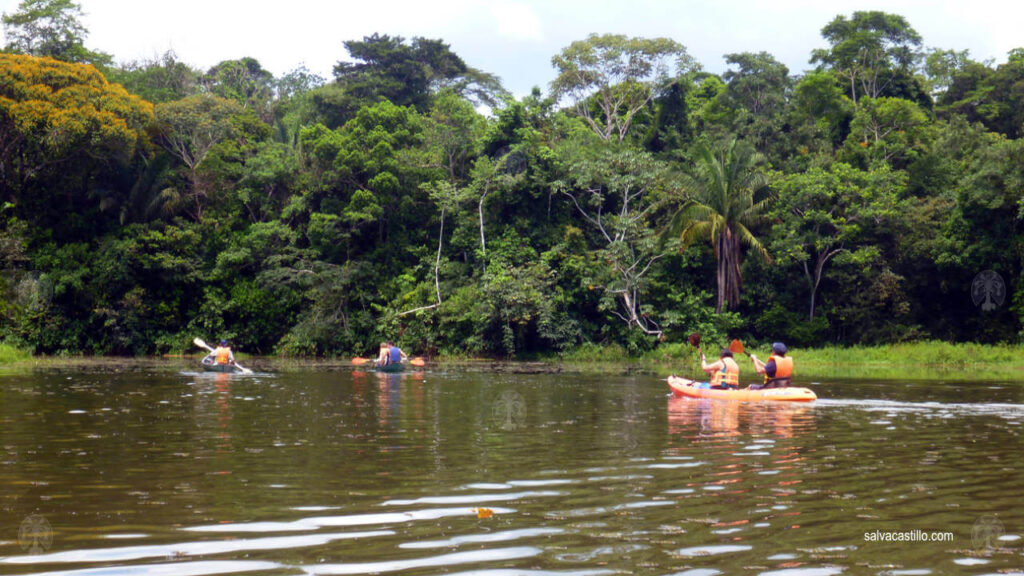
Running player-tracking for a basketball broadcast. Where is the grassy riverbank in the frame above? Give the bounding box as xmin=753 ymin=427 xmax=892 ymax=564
xmin=554 ymin=340 xmax=1024 ymax=380
xmin=0 ymin=342 xmax=32 ymax=364
xmin=2 ymin=340 xmax=1023 ymax=381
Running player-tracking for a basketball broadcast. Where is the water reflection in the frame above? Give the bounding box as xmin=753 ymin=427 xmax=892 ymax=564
xmin=667 ymin=396 xmax=817 ymax=439
xmin=1 ymin=368 xmax=1023 ymax=575
xmin=351 ymin=369 xmax=426 ymax=428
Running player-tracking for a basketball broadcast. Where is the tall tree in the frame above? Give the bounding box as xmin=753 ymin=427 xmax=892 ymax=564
xmin=922 ymin=48 xmax=977 ymax=98
xmin=1 ymin=0 xmax=109 ymax=65
xmin=668 ymin=140 xmax=771 ymax=313
xmin=0 ymin=54 xmax=153 ymax=212
xmin=810 ymin=11 xmax=922 ymax=105
xmin=333 ymin=33 xmax=505 ymax=113
xmin=723 ymin=51 xmax=790 ymax=117
xmin=153 ymin=94 xmax=246 ymax=220
xmin=203 ymin=57 xmax=276 ymax=123
xmin=769 ymin=163 xmax=901 ymax=320
xmin=559 ymin=143 xmax=672 ymax=336
xmin=843 ymin=96 xmax=933 ymax=168
xmin=423 ymin=90 xmax=485 ymax=184
xmin=722 ymin=51 xmax=791 ymax=151
xmin=551 ymin=33 xmax=696 ymax=143
xmin=968 ymin=49 xmax=1024 ymax=138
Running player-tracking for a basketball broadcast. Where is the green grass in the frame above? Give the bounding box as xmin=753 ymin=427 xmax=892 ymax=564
xmin=1 ymin=340 xmax=1022 ymax=381
xmin=0 ymin=342 xmax=32 ymax=364
xmin=795 ymin=341 xmax=1024 ymax=366
xmin=785 ymin=341 xmax=1024 ymax=380
xmin=546 ymin=340 xmax=1024 ymax=380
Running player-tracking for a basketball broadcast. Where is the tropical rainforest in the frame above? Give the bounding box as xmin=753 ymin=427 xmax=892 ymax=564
xmin=1 ymin=0 xmax=1023 ymax=357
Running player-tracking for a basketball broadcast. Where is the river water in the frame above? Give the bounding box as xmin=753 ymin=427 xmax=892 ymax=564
xmin=1 ymin=362 xmax=1022 ymax=575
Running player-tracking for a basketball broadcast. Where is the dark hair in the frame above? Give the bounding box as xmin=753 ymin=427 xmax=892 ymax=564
xmin=720 ymin=348 xmax=733 ymax=358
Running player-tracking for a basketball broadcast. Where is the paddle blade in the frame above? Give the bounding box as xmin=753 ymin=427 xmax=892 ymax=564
xmin=409 ymin=357 xmax=426 ymax=367
xmin=351 ymin=357 xmax=373 ymax=366
xmin=729 ymin=339 xmax=745 ymax=355
xmin=193 ymin=337 xmax=213 ymax=351
xmin=687 ymin=333 xmax=701 ymax=347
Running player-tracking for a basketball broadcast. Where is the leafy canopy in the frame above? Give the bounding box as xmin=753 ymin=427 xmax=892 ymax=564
xmin=810 ymin=10 xmax=922 ymax=103
xmin=551 ymin=33 xmax=696 ymax=143
xmin=333 ymin=33 xmax=506 ymax=112
xmin=2 ymin=0 xmax=110 ymax=65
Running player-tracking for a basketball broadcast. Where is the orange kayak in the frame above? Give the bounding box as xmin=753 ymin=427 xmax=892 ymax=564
xmin=667 ymin=376 xmax=817 ymax=402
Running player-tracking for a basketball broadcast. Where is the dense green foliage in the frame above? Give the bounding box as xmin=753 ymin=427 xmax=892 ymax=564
xmin=1 ymin=5 xmax=1023 ymax=357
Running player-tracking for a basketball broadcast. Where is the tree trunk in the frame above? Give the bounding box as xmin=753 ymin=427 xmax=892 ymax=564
xmin=806 ymin=247 xmax=843 ymax=321
xmin=434 ymin=207 xmax=444 ymax=305
xmin=398 ymin=207 xmax=445 ymax=317
xmin=715 ymin=227 xmax=743 ymax=312
xmin=715 ymin=235 xmax=727 ymax=313
xmin=478 ymin=191 xmax=487 ymax=257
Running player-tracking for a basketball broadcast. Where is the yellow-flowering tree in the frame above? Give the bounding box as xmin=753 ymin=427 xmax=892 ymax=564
xmin=0 ymin=53 xmax=154 ymax=212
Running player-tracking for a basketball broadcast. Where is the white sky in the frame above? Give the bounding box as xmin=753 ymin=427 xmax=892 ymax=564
xmin=1 ymin=0 xmax=1021 ymax=97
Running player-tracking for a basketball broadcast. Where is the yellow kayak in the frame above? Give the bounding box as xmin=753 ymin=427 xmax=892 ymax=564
xmin=667 ymin=376 xmax=817 ymax=402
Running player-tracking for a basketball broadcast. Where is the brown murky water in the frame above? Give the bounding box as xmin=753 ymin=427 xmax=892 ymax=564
xmin=1 ymin=363 xmax=1022 ymax=575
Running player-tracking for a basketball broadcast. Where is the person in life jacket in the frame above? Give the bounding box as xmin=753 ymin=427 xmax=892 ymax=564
xmin=213 ymin=339 xmax=235 ymax=365
xmin=700 ymin=348 xmax=740 ymax=390
xmin=751 ymin=342 xmax=793 ymax=389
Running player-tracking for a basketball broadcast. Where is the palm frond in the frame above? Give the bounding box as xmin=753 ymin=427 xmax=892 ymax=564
xmin=681 ymin=220 xmax=715 ymax=247
xmin=735 ymin=222 xmax=772 ymax=264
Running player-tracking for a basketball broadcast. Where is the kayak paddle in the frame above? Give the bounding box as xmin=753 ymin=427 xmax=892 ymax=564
xmin=352 ymin=356 xmax=426 ymax=367
xmin=729 ymin=339 xmax=751 ymax=357
xmin=687 ymin=332 xmax=702 ymax=355
xmin=193 ymin=337 xmax=253 ymax=374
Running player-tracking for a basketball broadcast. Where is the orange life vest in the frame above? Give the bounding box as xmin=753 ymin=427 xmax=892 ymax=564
xmin=215 ymin=346 xmax=231 ymax=364
xmin=711 ymin=357 xmax=740 ymax=388
xmin=764 ymin=354 xmax=793 ymax=386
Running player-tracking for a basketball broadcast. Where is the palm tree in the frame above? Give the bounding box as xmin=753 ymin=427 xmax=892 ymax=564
xmin=668 ymin=139 xmax=772 ymax=313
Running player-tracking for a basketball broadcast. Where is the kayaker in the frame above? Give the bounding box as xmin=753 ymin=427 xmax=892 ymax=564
xmin=751 ymin=342 xmax=793 ymax=389
xmin=374 ymin=342 xmax=390 ymax=366
xmin=700 ymin=348 xmax=740 ymax=389
xmin=213 ymin=339 xmax=235 ymax=366
xmin=386 ymin=341 xmax=408 ymax=365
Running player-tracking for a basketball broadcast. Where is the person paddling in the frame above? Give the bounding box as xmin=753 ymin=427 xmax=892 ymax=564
xmin=387 ymin=341 xmax=408 ymax=365
xmin=700 ymin=348 xmax=740 ymax=390
xmin=751 ymin=342 xmax=793 ymax=389
xmin=213 ymin=339 xmax=236 ymax=366
xmin=375 ymin=341 xmax=408 ymax=366
xmin=374 ymin=342 xmax=390 ymax=366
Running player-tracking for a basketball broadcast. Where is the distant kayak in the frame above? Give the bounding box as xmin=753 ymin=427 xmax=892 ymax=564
xmin=201 ymin=356 xmax=244 ymax=373
xmin=373 ymin=362 xmax=405 ymax=373
xmin=667 ymin=376 xmax=816 ymax=402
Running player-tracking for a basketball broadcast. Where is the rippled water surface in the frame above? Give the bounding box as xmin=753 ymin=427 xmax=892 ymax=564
xmin=1 ymin=364 xmax=1023 ymax=575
